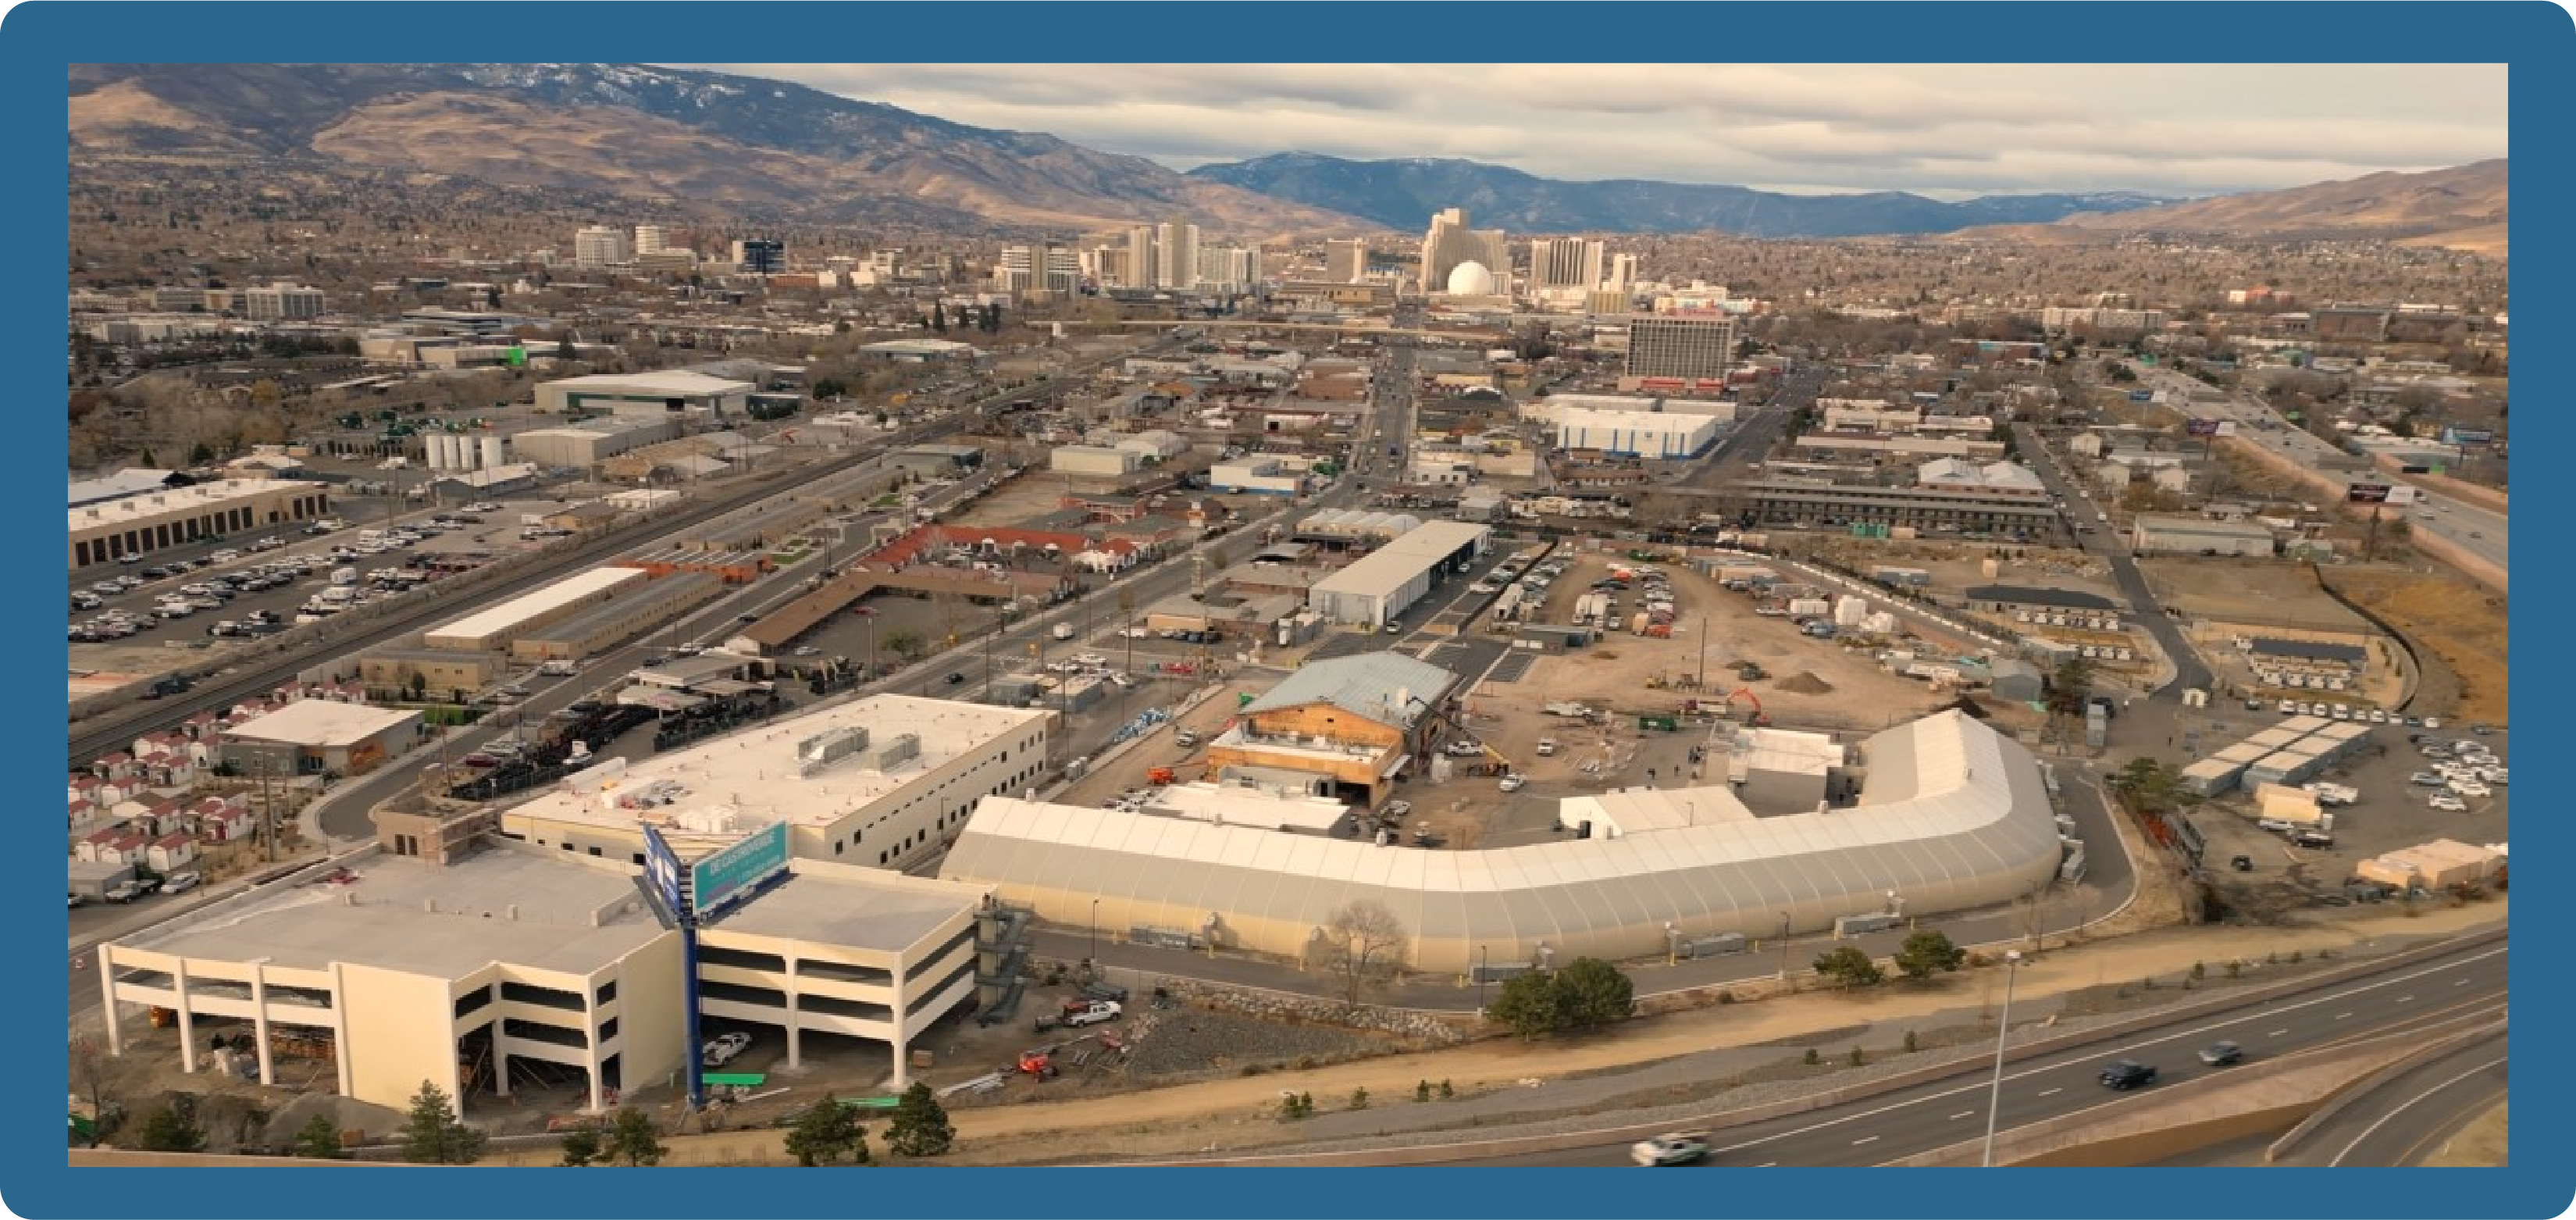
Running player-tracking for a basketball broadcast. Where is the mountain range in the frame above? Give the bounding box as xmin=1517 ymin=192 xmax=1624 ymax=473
xmin=1954 ymin=159 xmax=2508 ymax=255
xmin=1185 ymin=152 xmax=2180 ymax=237
xmin=67 ymin=62 xmax=1366 ymax=237
xmin=67 ymin=63 xmax=2505 ymax=252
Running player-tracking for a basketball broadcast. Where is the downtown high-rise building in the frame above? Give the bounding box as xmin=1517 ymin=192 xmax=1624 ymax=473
xmin=1418 ymin=207 xmax=1509 ymax=295
xmin=1195 ymin=244 xmax=1262 ymax=293
xmin=1156 ymin=219 xmax=1201 ymax=291
xmin=1607 ymin=252 xmax=1640 ymax=291
xmin=1124 ymin=225 xmax=1159 ymax=289
xmin=1624 ymin=315 xmax=1740 ymax=381
xmin=1528 ymin=238 xmax=1607 ymax=291
xmin=633 ymin=225 xmax=669 ymax=255
xmin=999 ymin=242 xmax=1079 ymax=294
xmin=1324 ymin=238 xmax=1369 ymax=284
xmin=573 ymin=224 xmax=631 ymax=268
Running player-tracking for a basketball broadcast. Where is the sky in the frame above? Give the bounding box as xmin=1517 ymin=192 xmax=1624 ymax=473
xmin=676 ymin=63 xmax=2506 ymax=199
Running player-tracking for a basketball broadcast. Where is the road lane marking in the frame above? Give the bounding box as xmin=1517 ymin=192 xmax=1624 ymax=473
xmin=1851 ymin=1136 xmax=1878 ymax=1146
xmin=2268 ymin=1029 xmax=2289 ymax=1037
xmin=2456 ymin=979 xmax=2470 ymax=986
xmin=1708 ymin=947 xmax=2506 ymax=1158
xmin=2329 ymin=1054 xmax=2510 ymax=1167
xmin=1949 ymin=1111 xmax=1976 ymax=1121
xmin=2399 ymin=995 xmax=2413 ymax=1003
xmin=2335 ymin=1011 xmax=2353 ymax=1020
xmin=2038 ymin=1087 xmax=2061 ymax=1097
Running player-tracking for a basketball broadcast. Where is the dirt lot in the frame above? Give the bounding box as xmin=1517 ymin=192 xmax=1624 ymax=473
xmin=2136 ymin=558 xmax=2370 ymax=631
xmin=2318 ymin=569 xmax=2508 ymax=726
xmin=2425 ymin=1100 xmax=2507 ymax=1167
xmin=1496 ymin=554 xmax=1948 ymax=737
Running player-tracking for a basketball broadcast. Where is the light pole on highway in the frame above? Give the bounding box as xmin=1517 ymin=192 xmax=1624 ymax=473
xmin=1981 ymin=949 xmax=2024 ymax=1167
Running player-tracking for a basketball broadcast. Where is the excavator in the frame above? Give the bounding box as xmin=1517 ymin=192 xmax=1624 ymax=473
xmin=1716 ymin=687 xmax=1772 ymax=727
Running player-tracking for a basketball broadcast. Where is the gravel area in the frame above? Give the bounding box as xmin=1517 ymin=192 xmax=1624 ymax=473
xmin=1124 ymin=1008 xmax=1394 ymax=1079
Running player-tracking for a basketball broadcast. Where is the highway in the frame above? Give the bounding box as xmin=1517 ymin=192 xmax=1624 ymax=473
xmin=1402 ymin=936 xmax=2506 ymax=1167
xmin=2126 ymin=363 xmax=2507 ymax=576
xmin=2287 ymin=1033 xmax=2508 ymax=1167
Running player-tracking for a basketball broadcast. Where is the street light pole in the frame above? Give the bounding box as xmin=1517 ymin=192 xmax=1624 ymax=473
xmin=1981 ymin=950 xmax=2023 ymax=1167
xmin=1776 ymin=912 xmax=1791 ymax=985
xmin=1088 ymin=897 xmax=1100 ymax=969
xmin=1476 ymin=944 xmax=1488 ymax=1014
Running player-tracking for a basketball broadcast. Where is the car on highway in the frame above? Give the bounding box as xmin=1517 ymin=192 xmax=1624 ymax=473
xmin=2097 ymin=1060 xmax=2157 ymax=1090
xmin=944 ymin=672 xmax=966 ymax=685
xmin=1630 ymin=1131 xmax=1712 ymax=1166
xmin=2197 ymin=1041 xmax=2243 ymax=1067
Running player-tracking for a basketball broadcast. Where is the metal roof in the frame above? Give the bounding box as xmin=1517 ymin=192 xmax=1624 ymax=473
xmin=1240 ymin=651 xmax=1462 ymax=726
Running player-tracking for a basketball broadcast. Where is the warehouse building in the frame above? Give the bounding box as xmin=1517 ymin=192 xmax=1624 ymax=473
xmin=1962 ymin=585 xmax=2123 ymax=615
xmin=942 ymin=710 xmax=2059 ymax=974
xmin=222 ymin=701 xmax=424 ymax=777
xmin=1050 ymin=446 xmax=1143 ymax=478
xmin=888 ymin=444 xmax=984 ymax=479
xmin=2129 ymin=514 xmax=2275 ymax=558
xmin=1306 ymin=519 xmax=1491 ymax=626
xmin=97 ymin=836 xmax=989 ymax=1116
xmin=512 ymin=572 xmax=725 ymax=662
xmin=1208 ymin=455 xmax=1306 ymax=496
xmin=1543 ymin=392 xmax=1739 ymax=423
xmin=536 ymin=371 xmax=754 ymax=419
xmin=1533 ymin=404 xmax=1723 ymax=459
xmin=355 ymin=649 xmax=508 ymax=702
xmin=497 ymin=694 xmax=1050 ymax=875
xmin=69 ymin=478 xmax=332 ymax=570
xmin=508 ymin=416 xmax=683 ymax=469
xmin=1204 ymin=651 xmax=1467 ymax=804
xmin=1726 ymin=481 xmax=2060 ymax=537
xmin=422 ymin=566 xmax=651 ymax=652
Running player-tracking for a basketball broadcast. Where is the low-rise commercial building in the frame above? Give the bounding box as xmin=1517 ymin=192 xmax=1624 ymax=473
xmin=222 ymin=701 xmax=423 ymax=776
xmin=1306 ymin=520 xmax=1490 ymax=626
xmin=514 ymin=572 xmax=725 ymax=662
xmin=422 ymin=567 xmax=651 ymax=652
xmin=498 ymin=694 xmax=1050 ymax=874
xmin=1726 ymin=481 xmax=2059 ymax=536
xmin=1051 ymin=446 xmax=1143 ymax=478
xmin=2129 ymin=514 xmax=2275 ymax=558
xmin=69 ymin=478 xmax=332 ymax=570
xmin=1205 ymin=651 xmax=1466 ymax=805
xmin=508 ymin=417 xmax=684 ymax=469
xmin=355 ymin=649 xmax=508 ymax=701
xmin=537 ymin=371 xmax=754 ymax=419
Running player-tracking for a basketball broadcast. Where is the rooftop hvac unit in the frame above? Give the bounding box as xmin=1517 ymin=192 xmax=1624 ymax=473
xmin=863 ymin=733 xmax=921 ymax=770
xmin=796 ymin=726 xmax=871 ymax=774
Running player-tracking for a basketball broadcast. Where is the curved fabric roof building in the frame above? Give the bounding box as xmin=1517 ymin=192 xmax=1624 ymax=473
xmin=941 ymin=711 xmax=2063 ymax=973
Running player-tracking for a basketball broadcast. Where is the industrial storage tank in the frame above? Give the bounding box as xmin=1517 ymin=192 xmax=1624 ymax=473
xmin=481 ymin=434 xmax=505 ymax=471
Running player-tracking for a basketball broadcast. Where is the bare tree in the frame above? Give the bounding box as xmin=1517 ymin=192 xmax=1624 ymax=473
xmin=69 ymin=1035 xmax=117 ymax=1147
xmin=1319 ymin=900 xmax=1409 ymax=1006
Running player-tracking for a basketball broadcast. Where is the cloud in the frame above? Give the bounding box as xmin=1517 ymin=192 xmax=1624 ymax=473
xmin=670 ymin=63 xmax=2507 ymax=197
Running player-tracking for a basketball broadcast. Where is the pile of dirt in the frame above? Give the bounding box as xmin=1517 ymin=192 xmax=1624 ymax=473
xmin=262 ymin=1092 xmax=404 ymax=1147
xmin=1773 ymin=671 xmax=1835 ymax=695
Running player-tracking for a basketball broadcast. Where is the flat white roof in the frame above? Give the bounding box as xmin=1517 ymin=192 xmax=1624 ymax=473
xmin=425 ymin=566 xmax=649 ymax=647
xmin=709 ymin=863 xmax=985 ymax=951
xmin=68 ymin=478 xmax=315 ymax=533
xmin=1538 ymin=405 xmax=1723 ymax=433
xmin=1737 ymin=727 xmax=1844 ymax=779
xmin=546 ymin=370 xmax=754 ymax=397
xmin=501 ymin=694 xmax=1049 ymax=837
xmin=1311 ymin=520 xmax=1490 ymax=601
xmin=227 ymin=700 xmax=417 ymax=748
xmin=117 ymin=848 xmax=663 ymax=979
xmin=1145 ymin=782 xmax=1350 ymax=833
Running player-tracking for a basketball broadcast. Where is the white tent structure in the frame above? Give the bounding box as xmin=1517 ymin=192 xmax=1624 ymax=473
xmin=942 ymin=711 xmax=2061 ymax=972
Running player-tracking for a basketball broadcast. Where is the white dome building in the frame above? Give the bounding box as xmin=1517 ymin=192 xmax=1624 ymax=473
xmin=1445 ymin=260 xmax=1498 ymax=297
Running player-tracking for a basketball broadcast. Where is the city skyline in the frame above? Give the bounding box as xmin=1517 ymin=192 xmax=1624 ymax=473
xmin=675 ymin=62 xmax=2508 ymax=199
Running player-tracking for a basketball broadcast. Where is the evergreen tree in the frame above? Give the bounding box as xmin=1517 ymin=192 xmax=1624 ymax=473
xmin=558 ymin=1126 xmax=601 ymax=1167
xmin=600 ymin=1106 xmax=667 ymax=1166
xmin=137 ymin=1104 xmax=205 ymax=1153
xmin=885 ymin=1082 xmax=955 ymax=1158
xmin=290 ymin=1114 xmax=350 ymax=1160
xmin=784 ymin=1093 xmax=867 ymax=1166
xmin=399 ymin=1079 xmax=486 ymax=1165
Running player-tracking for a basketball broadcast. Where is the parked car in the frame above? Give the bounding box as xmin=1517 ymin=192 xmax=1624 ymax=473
xmin=2098 ymin=1060 xmax=2157 ymax=1090
xmin=1498 ymin=773 xmax=1527 ymax=792
xmin=2428 ymin=794 xmax=2468 ymax=812
xmin=160 ymin=871 xmax=202 ymax=895
xmin=1631 ymin=1131 xmax=1712 ymax=1167
xmin=703 ymin=1031 xmax=753 ymax=1067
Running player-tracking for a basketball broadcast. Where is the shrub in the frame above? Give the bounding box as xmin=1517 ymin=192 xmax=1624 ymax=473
xmin=1802 ymin=1048 xmax=1822 ymax=1066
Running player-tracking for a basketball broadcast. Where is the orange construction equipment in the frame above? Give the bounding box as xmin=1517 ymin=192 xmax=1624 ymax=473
xmin=1145 ymin=766 xmax=1178 ymax=785
xmin=1017 ymin=1049 xmax=1059 ymax=1080
xmin=1719 ymin=687 xmax=1772 ymax=727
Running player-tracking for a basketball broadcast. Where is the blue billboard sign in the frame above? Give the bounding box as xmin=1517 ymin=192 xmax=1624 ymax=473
xmin=2441 ymin=427 xmax=2496 ymax=446
xmin=691 ymin=822 xmax=789 ymax=919
xmin=641 ymin=823 xmax=686 ymax=921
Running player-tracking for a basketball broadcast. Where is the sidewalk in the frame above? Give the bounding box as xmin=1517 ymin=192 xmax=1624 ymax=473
xmin=553 ymin=901 xmax=2502 ymax=1167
